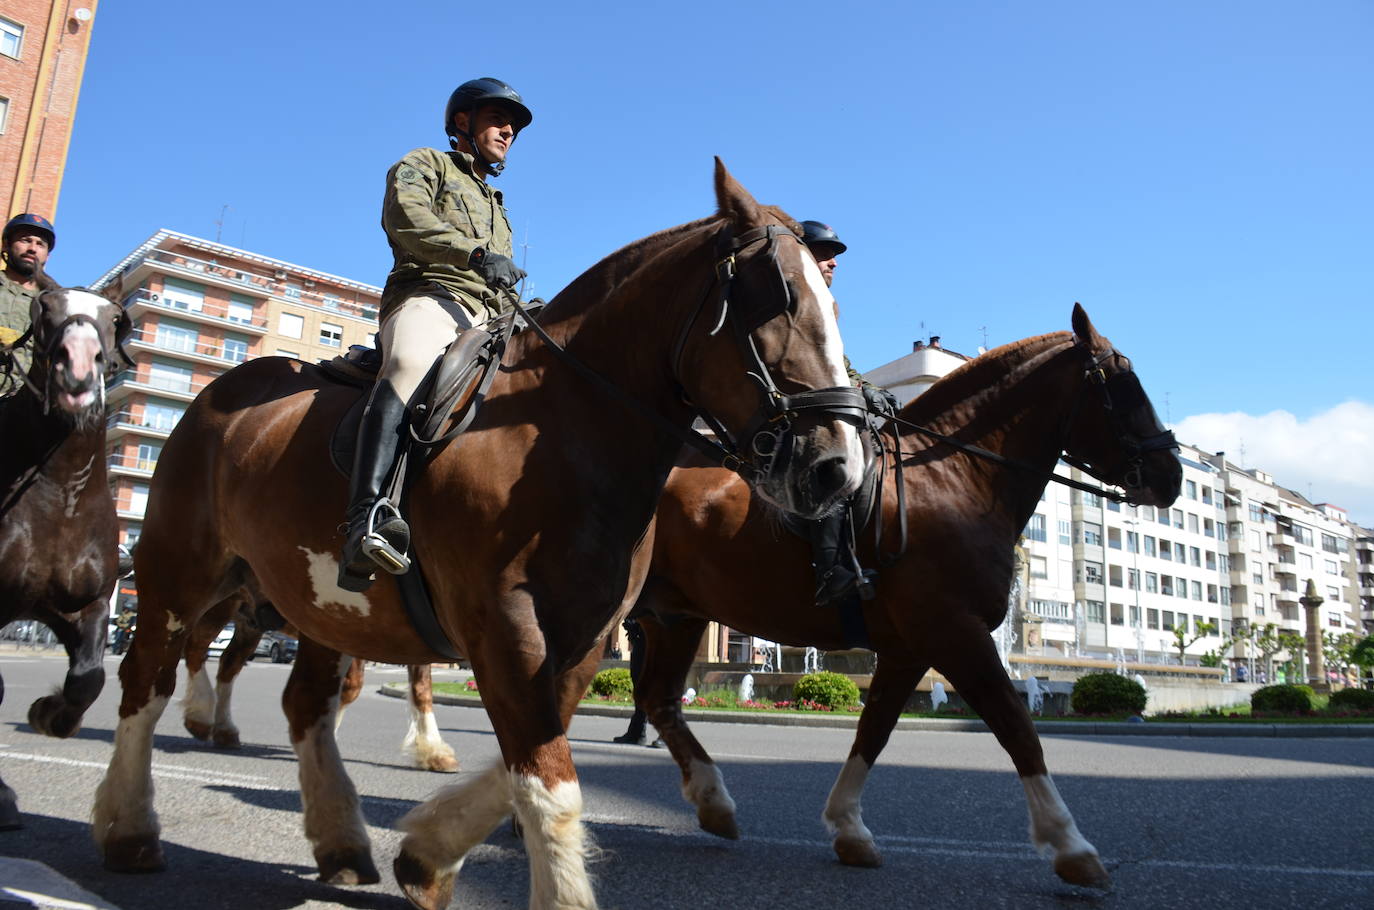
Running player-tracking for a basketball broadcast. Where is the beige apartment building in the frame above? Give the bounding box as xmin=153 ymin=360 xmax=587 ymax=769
xmin=91 ymin=230 xmax=380 ymax=608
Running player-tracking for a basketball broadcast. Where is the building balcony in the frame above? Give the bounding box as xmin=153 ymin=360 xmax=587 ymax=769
xmin=107 ymin=453 xmax=157 ymax=479
xmin=125 ymin=328 xmax=255 ymax=370
xmin=106 ymin=410 xmax=176 ymax=441
xmin=123 ymin=289 xmax=267 ymax=335
xmin=115 ymin=506 xmax=147 ymax=521
xmin=107 ymin=369 xmax=212 ymax=404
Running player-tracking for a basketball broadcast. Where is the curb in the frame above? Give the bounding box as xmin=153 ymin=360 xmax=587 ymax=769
xmin=379 ymin=684 xmax=1374 ymax=738
xmin=0 ymin=858 xmax=122 ymax=909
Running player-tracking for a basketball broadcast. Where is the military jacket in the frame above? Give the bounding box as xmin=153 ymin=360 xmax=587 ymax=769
xmin=379 ymin=147 xmax=515 ymax=321
xmin=0 ymin=272 xmax=37 ymax=380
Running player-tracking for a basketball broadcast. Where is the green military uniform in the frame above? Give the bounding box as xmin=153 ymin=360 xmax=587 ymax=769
xmin=379 ymin=147 xmax=515 ymax=322
xmin=0 ymin=272 xmax=38 ymax=383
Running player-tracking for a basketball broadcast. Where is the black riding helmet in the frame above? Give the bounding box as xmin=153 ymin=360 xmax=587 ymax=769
xmin=800 ymin=220 xmax=845 ymax=260
xmin=444 ymin=78 xmax=532 ymax=175
xmin=3 ymin=213 xmax=56 ymax=251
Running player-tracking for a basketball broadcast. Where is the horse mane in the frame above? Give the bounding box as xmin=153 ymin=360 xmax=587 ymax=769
xmin=898 ymin=330 xmax=1076 ymax=427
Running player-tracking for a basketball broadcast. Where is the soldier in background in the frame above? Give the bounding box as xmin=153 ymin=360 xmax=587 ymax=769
xmin=339 ymin=78 xmax=533 ymax=591
xmin=0 ymin=214 xmax=59 ymax=391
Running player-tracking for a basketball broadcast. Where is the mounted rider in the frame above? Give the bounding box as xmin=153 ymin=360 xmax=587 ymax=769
xmin=801 ymin=220 xmax=896 ymax=609
xmin=338 ymin=78 xmax=532 ymax=592
xmin=0 ymin=213 xmax=59 ymax=392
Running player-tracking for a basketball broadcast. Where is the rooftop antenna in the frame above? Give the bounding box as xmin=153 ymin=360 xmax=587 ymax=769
xmin=981 ymin=325 xmax=988 ymax=349
xmin=215 ymin=204 xmax=230 ymax=243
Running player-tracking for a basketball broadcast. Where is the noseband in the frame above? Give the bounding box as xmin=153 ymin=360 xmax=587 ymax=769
xmin=1 ymin=308 xmax=134 ymax=414
xmin=1060 ymin=344 xmax=1177 ymax=492
xmin=672 ymin=224 xmax=867 ymax=482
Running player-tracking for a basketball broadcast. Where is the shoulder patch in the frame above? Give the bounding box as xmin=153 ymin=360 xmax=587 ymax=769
xmin=396 ymin=165 xmax=422 ymax=184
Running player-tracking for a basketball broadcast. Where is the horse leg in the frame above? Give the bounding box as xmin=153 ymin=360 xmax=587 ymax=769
xmin=336 ymin=656 xmax=363 ymax=732
xmin=823 ymin=658 xmax=926 ymax=868
xmin=27 ymin=599 xmax=108 ymax=738
xmin=181 ymin=595 xmax=239 ymax=742
xmin=637 ymin=609 xmax=739 ymax=840
xmin=403 ymin=664 xmax=459 ymax=773
xmin=933 ymin=616 xmax=1110 ymax=889
xmin=209 ymin=621 xmax=260 ymax=749
xmin=284 ymin=637 xmax=378 ymax=885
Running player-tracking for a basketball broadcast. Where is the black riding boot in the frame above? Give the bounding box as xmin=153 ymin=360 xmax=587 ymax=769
xmin=809 ymin=510 xmax=858 ymax=608
xmin=338 ymin=381 xmax=411 ymax=592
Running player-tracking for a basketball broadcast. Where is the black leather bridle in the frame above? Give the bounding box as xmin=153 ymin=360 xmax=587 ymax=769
xmin=1 ymin=295 xmax=133 ymax=413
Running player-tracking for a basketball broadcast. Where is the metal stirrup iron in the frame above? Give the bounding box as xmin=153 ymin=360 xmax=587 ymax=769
xmin=360 ymin=498 xmax=410 ymax=575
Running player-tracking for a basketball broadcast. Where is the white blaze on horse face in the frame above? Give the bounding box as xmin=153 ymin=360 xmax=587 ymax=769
xmin=51 ymin=291 xmax=106 ymax=409
xmin=797 ymin=250 xmax=864 ymax=464
xmin=298 ymin=547 xmax=373 ymax=616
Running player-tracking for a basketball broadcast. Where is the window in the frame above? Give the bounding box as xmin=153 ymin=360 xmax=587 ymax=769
xmin=319 ymin=321 xmax=343 ymax=348
xmin=1144 ymin=535 xmax=1156 ymax=557
xmin=1130 ymin=605 xmax=1141 ymax=626
xmin=1249 ymin=529 xmax=1262 ymax=552
xmin=1086 ymin=601 xmax=1105 ymax=624
xmin=127 ymin=483 xmax=150 ymax=518
xmin=1249 ymin=503 xmax=1264 ymax=523
xmin=222 ymin=338 xmax=248 ymax=362
xmin=1082 ymin=522 xmax=1102 ymax=546
xmin=366 ymin=332 xmax=378 ymax=349
xmin=1030 ymin=555 xmax=1048 ymax=579
xmin=323 ymin=294 xmax=342 ymax=311
xmin=275 ymin=348 xmax=300 ymax=358
xmin=1107 ymin=528 xmax=1122 ymax=550
xmin=162 ymin=278 xmax=205 ymax=312
xmin=1126 ymin=531 xmax=1139 ymax=553
xmin=278 ymin=312 xmax=304 ymax=338
xmin=1220 ymin=586 xmax=1232 ymax=606
xmin=1205 ymin=551 xmax=1216 ymax=571
xmin=1162 ymin=610 xmax=1175 ymax=631
xmin=147 ymin=361 xmax=193 ymax=394
xmin=1081 ymin=561 xmax=1103 ymax=585
xmin=1321 ymin=533 xmax=1346 ymax=555
xmin=1145 ymin=571 xmax=1158 ymax=593
xmin=1110 ymin=603 xmax=1124 ymax=625
xmin=1327 ymin=586 xmax=1341 ymax=602
xmin=1218 ymin=554 xmax=1229 ymax=572
xmin=1291 ymin=524 xmax=1313 ymax=546
xmin=0 ymin=96 xmax=8 ymax=134
xmin=143 ymin=402 xmax=185 ymax=431
xmin=1 ymin=18 xmax=22 ymax=59
xmin=1188 ymin=513 xmax=1199 ymax=534
xmin=1161 ymin=576 xmax=1174 ymax=596
xmin=1029 ymin=599 xmax=1072 ymax=621
xmin=283 ymin=282 xmax=303 ymax=300
xmin=1025 ymin=513 xmax=1047 ymax=542
xmin=1204 ymin=518 xmax=1215 ymax=538
xmin=1139 ymin=506 xmax=1155 ymax=521
xmin=1127 ymin=568 xmax=1139 ymax=590
xmin=1109 ymin=565 xmax=1123 ymax=587
xmin=1201 ymin=486 xmax=1213 ymax=505
xmin=1147 ymin=608 xmax=1160 ymax=629
xmin=1172 ymin=509 xmax=1184 ymax=529
xmin=154 ymin=323 xmax=198 ymax=354
xmin=1207 ymin=583 xmax=1218 ymax=604
xmin=1217 ymin=522 xmax=1228 ymax=542
xmin=1177 ymin=576 xmax=1189 ymax=598
xmin=228 ymin=295 xmax=256 ymax=324
xmin=1190 ymin=546 xmax=1201 ymax=567
xmin=1107 ymin=499 xmax=1121 ymax=512
xmin=1159 ymin=540 xmax=1172 ymax=561
xmin=1186 ymin=480 xmax=1197 ymax=500
xmin=135 ymin=442 xmax=161 ymax=472
xmin=1325 ymin=559 xmax=1338 ymax=576
xmin=1191 ymin=581 xmax=1203 ymax=601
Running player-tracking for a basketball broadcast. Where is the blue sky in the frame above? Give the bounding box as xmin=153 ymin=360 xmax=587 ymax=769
xmin=52 ymin=1 xmax=1374 ymax=520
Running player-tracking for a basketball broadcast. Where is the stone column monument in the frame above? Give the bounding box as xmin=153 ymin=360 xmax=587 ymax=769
xmin=1299 ymin=579 xmax=1329 ymax=693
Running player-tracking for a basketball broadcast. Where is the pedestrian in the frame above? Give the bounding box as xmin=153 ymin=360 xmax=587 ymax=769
xmin=613 ymin=616 xmax=661 ymax=746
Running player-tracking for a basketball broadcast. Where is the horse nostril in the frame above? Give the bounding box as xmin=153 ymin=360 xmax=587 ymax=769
xmin=811 ymin=456 xmax=850 ymax=500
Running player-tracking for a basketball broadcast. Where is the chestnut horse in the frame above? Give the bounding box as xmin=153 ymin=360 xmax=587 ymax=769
xmin=179 ymin=596 xmax=458 ymax=771
xmin=1 ymin=288 xmax=129 ymax=830
xmin=92 ymin=161 xmax=868 ymax=909
xmin=632 ymin=305 xmax=1181 ymax=889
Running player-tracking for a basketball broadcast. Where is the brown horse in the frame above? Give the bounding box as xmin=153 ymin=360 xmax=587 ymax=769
xmin=0 ymin=287 xmax=129 ymax=830
xmin=180 ymin=597 xmax=459 ymax=771
xmin=92 ymin=161 xmax=868 ymax=908
xmin=632 ymin=305 xmax=1181 ymax=889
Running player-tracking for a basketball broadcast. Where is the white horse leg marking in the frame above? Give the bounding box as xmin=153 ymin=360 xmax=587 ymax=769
xmin=511 ymin=773 xmax=597 ymax=910
xmin=823 ymin=754 xmax=880 ymax=866
xmin=212 ymin=673 xmax=239 ymax=744
xmin=403 ymin=700 xmax=457 ymax=771
xmin=682 ymin=758 xmax=736 ymax=836
xmin=295 ymin=654 xmax=369 ymax=863
xmin=397 ymin=764 xmax=512 ymax=878
xmin=181 ymin=665 xmax=215 ymax=736
xmin=1022 ymin=773 xmax=1099 ymax=863
xmin=92 ymin=694 xmax=169 ymax=849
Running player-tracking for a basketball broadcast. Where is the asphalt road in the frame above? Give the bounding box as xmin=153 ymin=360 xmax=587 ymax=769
xmin=2 ymin=648 xmax=1372 ymax=909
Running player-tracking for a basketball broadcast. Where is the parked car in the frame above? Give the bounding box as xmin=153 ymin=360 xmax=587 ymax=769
xmin=251 ymin=630 xmax=298 ymax=664
xmin=207 ymin=622 xmax=235 ymax=659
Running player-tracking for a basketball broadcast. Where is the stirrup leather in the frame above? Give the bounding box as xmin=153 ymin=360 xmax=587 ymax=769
xmin=360 ymin=498 xmax=411 ymax=575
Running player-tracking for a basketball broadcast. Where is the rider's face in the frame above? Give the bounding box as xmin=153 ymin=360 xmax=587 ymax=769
xmin=5 ymin=230 xmax=51 ymax=278
xmin=455 ymin=105 xmax=517 ymax=166
xmin=808 ymin=246 xmax=837 ymax=287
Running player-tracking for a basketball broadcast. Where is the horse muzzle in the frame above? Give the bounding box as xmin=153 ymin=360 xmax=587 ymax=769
xmin=756 ymin=419 xmax=866 ymax=519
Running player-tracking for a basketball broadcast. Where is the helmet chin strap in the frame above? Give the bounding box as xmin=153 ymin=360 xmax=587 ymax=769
xmin=449 ymin=128 xmax=504 ymax=176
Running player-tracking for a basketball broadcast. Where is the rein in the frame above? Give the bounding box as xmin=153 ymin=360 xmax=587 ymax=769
xmin=1 ymin=307 xmax=134 ymax=413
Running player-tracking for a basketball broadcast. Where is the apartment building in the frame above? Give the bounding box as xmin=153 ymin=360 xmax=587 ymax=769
xmin=90 ymin=230 xmax=380 ymax=589
xmin=1 ymin=1 xmax=98 ymax=219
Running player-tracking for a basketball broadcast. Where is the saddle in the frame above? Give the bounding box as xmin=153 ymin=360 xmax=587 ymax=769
xmin=316 ymin=310 xmax=522 ymax=660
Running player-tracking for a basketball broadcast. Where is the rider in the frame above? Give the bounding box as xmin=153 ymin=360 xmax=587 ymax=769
xmin=0 ymin=214 xmax=58 ymax=389
xmin=801 ymin=220 xmax=895 ymax=609
xmin=338 ymin=78 xmax=532 ymax=592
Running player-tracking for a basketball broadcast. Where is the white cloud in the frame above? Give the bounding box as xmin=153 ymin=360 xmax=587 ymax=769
xmin=1173 ymin=401 xmax=1374 ymax=528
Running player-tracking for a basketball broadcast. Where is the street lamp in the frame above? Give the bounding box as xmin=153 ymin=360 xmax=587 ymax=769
xmin=1125 ymin=517 xmax=1144 ymax=663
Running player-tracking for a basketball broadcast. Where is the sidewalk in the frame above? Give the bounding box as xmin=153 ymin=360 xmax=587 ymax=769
xmin=0 ymin=858 xmax=121 ymax=909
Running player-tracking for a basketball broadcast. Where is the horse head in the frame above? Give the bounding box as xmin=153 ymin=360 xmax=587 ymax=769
xmin=26 ymin=287 xmax=132 ymax=426
xmin=673 ymin=160 xmax=867 ymax=518
xmin=1062 ymin=303 xmax=1182 ymax=507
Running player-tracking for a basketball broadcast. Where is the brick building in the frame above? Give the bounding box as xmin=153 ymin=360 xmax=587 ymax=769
xmin=1 ymin=1 xmax=98 ymax=220
xmin=91 ymin=230 xmax=380 ymax=610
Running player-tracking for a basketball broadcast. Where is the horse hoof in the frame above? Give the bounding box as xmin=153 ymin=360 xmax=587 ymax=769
xmin=420 ymin=754 xmax=460 ymax=774
xmin=28 ymin=696 xmax=81 ymax=738
xmin=183 ymin=719 xmax=212 ymax=741
xmin=317 ymin=848 xmax=380 ymax=885
xmin=103 ymin=836 xmax=167 ymax=873
xmin=697 ymin=807 xmax=739 ymax=840
xmin=212 ymin=728 xmax=242 ymax=749
xmin=834 ymin=834 xmax=883 ymax=868
xmin=394 ymin=847 xmax=454 ymax=910
xmin=1054 ymin=850 xmax=1112 ymax=889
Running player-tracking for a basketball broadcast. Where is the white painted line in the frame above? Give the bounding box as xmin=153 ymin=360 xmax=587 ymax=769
xmin=0 ymin=751 xmax=275 ymax=790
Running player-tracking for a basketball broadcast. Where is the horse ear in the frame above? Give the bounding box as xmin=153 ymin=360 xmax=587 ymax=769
xmin=714 ymin=157 xmax=763 ymax=227
xmin=1071 ymin=302 xmax=1104 ymax=348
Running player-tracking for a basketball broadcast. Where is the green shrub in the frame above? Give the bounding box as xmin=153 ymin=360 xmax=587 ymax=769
xmin=793 ymin=671 xmax=860 ymax=710
xmin=589 ymin=668 xmax=634 ymax=700
xmin=1327 ymin=688 xmax=1374 ymax=712
xmin=1251 ymin=684 xmax=1312 ymax=714
xmin=1071 ymin=673 xmax=1147 ymax=715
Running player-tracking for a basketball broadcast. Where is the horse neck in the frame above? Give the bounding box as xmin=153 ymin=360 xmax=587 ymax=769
xmin=0 ymin=386 xmax=104 ymax=477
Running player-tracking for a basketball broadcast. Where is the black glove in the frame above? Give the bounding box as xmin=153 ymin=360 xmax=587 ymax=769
xmin=862 ymin=384 xmax=899 ymax=415
xmin=468 ymin=247 xmax=526 ymax=290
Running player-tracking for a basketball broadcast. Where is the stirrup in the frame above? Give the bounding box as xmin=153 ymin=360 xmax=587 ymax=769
xmin=360 ymin=498 xmax=411 ymax=575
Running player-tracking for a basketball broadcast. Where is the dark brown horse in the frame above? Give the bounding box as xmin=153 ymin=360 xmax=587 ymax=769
xmin=179 ymin=597 xmax=459 ymax=771
xmin=632 ymin=305 xmax=1181 ymax=889
xmin=92 ymin=162 xmax=868 ymax=908
xmin=0 ymin=287 xmax=130 ymax=829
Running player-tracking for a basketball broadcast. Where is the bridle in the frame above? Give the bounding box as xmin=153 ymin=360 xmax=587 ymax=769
xmin=1058 ymin=344 xmax=1178 ymax=493
xmin=509 ymin=222 xmax=866 ymax=485
xmin=0 ymin=297 xmax=133 ymax=414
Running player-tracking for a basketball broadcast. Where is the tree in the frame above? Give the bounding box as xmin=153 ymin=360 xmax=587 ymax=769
xmin=1201 ymin=623 xmax=1252 ymax=670
xmin=1173 ymin=620 xmax=1218 ymax=665
xmin=1350 ymin=635 xmax=1374 ymax=688
xmin=1277 ymin=629 xmax=1306 ymax=683
xmin=1250 ymin=623 xmax=1286 ymax=683
xmin=1324 ymin=632 xmax=1359 ymax=685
